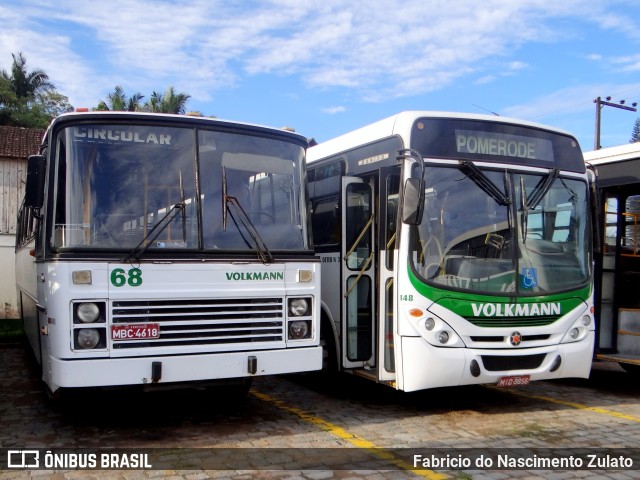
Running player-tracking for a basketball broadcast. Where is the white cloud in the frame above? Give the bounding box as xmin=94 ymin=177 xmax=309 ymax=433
xmin=612 ymin=54 xmax=640 ymax=72
xmin=1 ymin=0 xmax=639 ymax=109
xmin=322 ymin=106 xmax=346 ymax=114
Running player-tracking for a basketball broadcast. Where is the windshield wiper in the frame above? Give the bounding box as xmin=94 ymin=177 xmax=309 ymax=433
xmin=525 ymin=168 xmax=559 ymax=211
xmin=519 ymin=168 xmax=560 ymax=244
xmin=222 ymin=167 xmax=273 ymax=264
xmin=458 ymin=161 xmax=511 ymax=206
xmin=122 ymin=202 xmax=185 ymax=263
xmin=122 ymin=171 xmax=186 ymax=263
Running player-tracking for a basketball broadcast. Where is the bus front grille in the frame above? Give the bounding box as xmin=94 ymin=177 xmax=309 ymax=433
xmin=480 ymin=354 xmax=546 ymax=371
xmin=110 ymin=297 xmax=284 ymax=349
xmin=465 ymin=316 xmax=558 ymax=328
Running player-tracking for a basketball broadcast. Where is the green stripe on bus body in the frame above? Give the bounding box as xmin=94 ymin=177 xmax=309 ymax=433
xmin=407 ymin=266 xmax=591 ymax=323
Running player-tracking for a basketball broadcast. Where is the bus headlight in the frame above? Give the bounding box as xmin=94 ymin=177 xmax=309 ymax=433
xmin=76 ymin=302 xmax=100 ymax=323
xmin=76 ymin=328 xmax=100 ymax=349
xmin=289 ymin=298 xmax=309 ymax=316
xmin=419 ymin=313 xmax=464 ymax=348
xmin=288 ymin=320 xmax=311 ymax=340
xmin=73 ymin=301 xmax=105 ymax=324
xmin=561 ymin=315 xmax=593 ymax=343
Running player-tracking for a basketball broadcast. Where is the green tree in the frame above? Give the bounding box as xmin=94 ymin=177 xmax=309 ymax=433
xmin=1 ymin=52 xmax=53 ymax=100
xmin=631 ymin=118 xmax=640 ymax=143
xmin=0 ymin=52 xmax=67 ymax=128
xmin=96 ymin=85 xmax=144 ymax=111
xmin=147 ymin=86 xmax=190 ymax=114
xmin=0 ymin=75 xmax=17 ymax=106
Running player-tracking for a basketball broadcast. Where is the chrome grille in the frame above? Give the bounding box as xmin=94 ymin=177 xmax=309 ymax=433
xmin=111 ymin=297 xmax=284 ymax=349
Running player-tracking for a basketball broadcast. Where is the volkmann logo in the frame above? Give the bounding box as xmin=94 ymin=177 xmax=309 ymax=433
xmin=471 ymin=302 xmax=561 ymax=317
xmin=225 ymin=272 xmax=284 ymax=281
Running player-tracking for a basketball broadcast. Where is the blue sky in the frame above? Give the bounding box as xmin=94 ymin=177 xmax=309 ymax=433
xmin=2 ymin=0 xmax=640 ymax=152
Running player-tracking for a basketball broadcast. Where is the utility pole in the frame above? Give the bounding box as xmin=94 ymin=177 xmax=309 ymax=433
xmin=594 ymin=96 xmax=637 ymax=150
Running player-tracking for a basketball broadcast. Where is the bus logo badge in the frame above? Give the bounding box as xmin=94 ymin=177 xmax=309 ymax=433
xmin=509 ymin=332 xmax=522 ymax=346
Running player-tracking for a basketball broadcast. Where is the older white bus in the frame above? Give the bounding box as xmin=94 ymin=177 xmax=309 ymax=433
xmin=16 ymin=111 xmax=321 ymax=395
xmin=584 ymin=143 xmax=640 ymax=374
xmin=308 ymin=111 xmax=594 ymax=392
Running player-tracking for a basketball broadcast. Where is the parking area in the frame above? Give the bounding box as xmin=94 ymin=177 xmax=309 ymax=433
xmin=1 ymin=340 xmax=640 ymax=479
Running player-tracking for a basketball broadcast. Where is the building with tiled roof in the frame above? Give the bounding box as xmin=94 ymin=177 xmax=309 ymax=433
xmin=0 ymin=125 xmax=44 ymax=319
xmin=0 ymin=125 xmax=44 ymax=234
xmin=0 ymin=125 xmax=44 ymax=160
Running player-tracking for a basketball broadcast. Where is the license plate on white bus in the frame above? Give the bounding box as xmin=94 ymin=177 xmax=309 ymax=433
xmin=496 ymin=375 xmax=530 ymax=387
xmin=111 ymin=323 xmax=160 ymax=340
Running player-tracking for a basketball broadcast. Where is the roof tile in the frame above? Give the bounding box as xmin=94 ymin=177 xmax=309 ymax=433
xmin=0 ymin=125 xmax=45 ymax=159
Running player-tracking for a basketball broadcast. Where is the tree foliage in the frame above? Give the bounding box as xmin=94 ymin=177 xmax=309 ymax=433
xmin=148 ymin=86 xmax=191 ymax=114
xmin=96 ymin=85 xmax=191 ymax=114
xmin=631 ymin=118 xmax=640 ymax=143
xmin=96 ymin=85 xmax=144 ymax=111
xmin=0 ymin=51 xmax=198 ymax=129
xmin=0 ymin=52 xmax=71 ymax=128
xmin=3 ymin=52 xmax=53 ymax=99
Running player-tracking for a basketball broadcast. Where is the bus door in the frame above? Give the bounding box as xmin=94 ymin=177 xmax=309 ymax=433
xmin=342 ymin=176 xmax=375 ymax=369
xmin=599 ymin=187 xmax=640 ymax=364
xmin=378 ymin=166 xmax=401 ymax=381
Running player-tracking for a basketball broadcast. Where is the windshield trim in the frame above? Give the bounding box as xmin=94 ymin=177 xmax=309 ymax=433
xmin=47 ymin=120 xmax=312 ymax=257
xmin=408 ymin=163 xmax=592 ymax=297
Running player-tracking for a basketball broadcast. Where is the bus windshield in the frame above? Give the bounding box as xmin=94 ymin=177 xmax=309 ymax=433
xmin=50 ymin=123 xmax=308 ymax=253
xmin=410 ymin=163 xmax=591 ymax=295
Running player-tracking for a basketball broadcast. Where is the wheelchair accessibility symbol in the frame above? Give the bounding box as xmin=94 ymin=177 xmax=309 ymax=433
xmin=520 ymin=268 xmax=538 ymax=289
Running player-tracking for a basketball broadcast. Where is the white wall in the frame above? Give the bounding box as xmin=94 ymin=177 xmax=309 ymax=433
xmin=0 ymin=233 xmax=18 ymax=319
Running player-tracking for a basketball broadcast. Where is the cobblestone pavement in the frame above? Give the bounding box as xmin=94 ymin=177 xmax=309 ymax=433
xmin=1 ymin=340 xmax=640 ymax=479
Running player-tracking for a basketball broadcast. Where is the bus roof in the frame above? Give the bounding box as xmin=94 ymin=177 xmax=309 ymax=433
xmin=307 ymin=110 xmax=577 ymax=163
xmin=584 ymin=143 xmax=640 ymax=188
xmin=583 ymin=142 xmax=640 ymax=164
xmin=46 ymin=110 xmax=310 ymax=146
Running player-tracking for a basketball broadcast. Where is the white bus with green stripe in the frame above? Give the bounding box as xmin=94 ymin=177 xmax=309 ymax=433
xmin=307 ymin=111 xmax=594 ymax=391
xmin=15 ymin=111 xmax=321 ymax=396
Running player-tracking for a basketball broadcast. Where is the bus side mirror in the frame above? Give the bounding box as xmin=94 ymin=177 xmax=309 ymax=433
xmin=402 ymin=178 xmax=424 ymax=225
xmin=24 ymin=155 xmax=46 ymax=209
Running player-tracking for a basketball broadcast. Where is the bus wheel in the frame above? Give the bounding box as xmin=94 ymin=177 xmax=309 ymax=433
xmin=621 ymin=363 xmax=640 ymax=376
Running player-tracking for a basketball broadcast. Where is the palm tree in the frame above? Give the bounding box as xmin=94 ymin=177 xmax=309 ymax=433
xmin=0 ymin=52 xmax=53 ymax=101
xmin=96 ymin=85 xmax=144 ymax=111
xmin=148 ymin=86 xmax=190 ymax=114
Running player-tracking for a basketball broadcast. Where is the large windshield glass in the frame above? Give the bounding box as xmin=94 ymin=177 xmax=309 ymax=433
xmin=50 ymin=123 xmax=308 ymax=253
xmin=410 ymin=164 xmax=591 ymax=295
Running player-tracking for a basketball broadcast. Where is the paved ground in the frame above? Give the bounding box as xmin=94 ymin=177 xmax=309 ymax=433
xmin=1 ymin=340 xmax=640 ymax=479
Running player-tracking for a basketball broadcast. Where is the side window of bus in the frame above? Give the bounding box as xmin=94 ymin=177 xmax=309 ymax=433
xmin=312 ymin=197 xmax=340 ymax=245
xmin=308 ymin=161 xmax=344 ymax=247
xmin=604 ymin=195 xmax=618 ymax=254
xmin=624 ymin=194 xmax=640 ymax=253
xmin=385 ymin=175 xmax=400 ymax=270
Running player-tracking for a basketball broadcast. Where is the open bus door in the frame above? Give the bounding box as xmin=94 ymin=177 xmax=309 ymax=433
xmin=596 ymin=184 xmax=640 ymax=374
xmin=341 ymin=177 xmax=376 ymax=370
